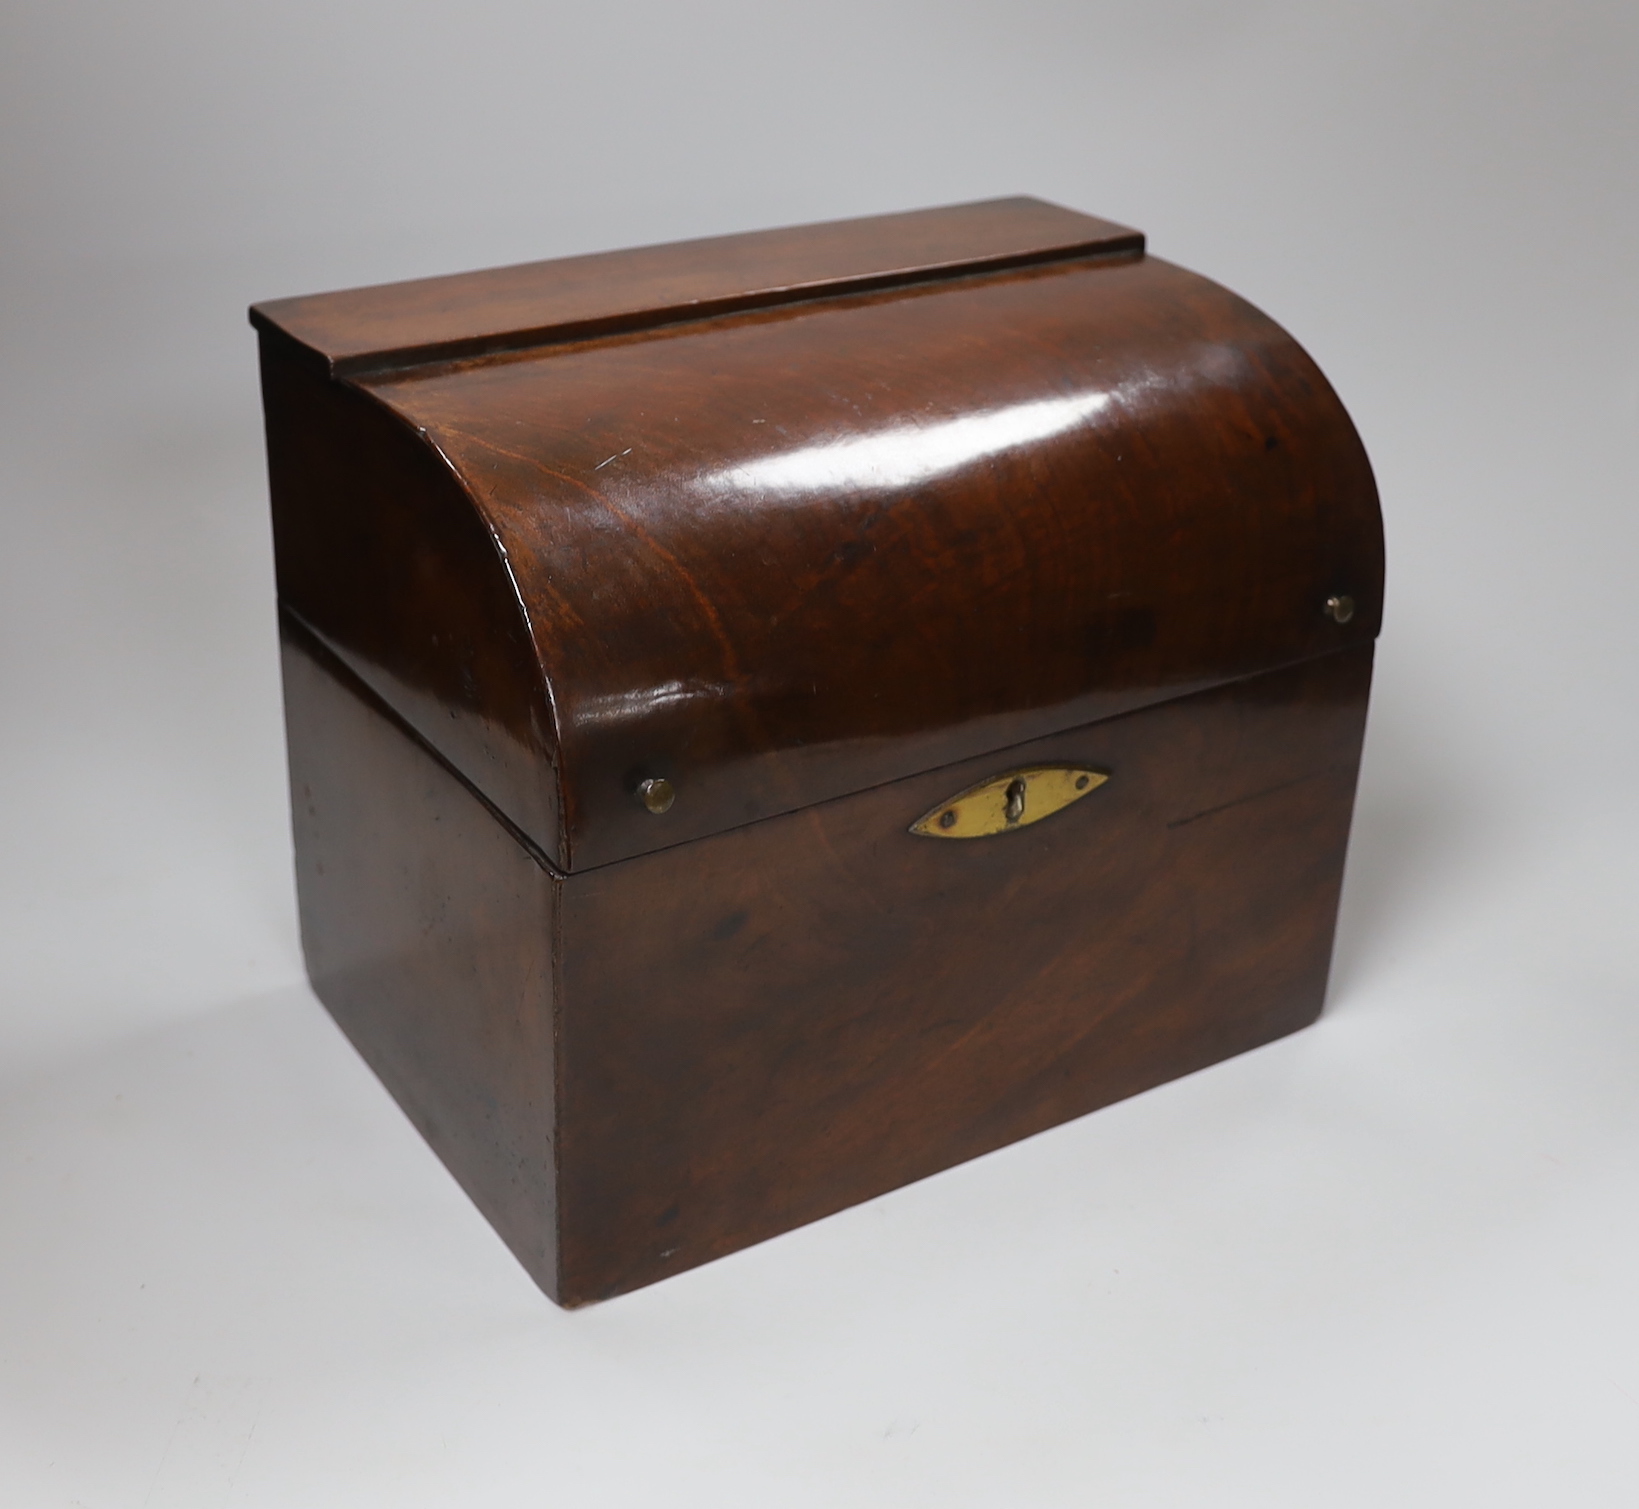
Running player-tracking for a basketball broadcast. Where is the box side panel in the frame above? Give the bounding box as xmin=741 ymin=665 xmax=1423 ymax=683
xmin=556 ymin=646 xmax=1372 ymax=1304
xmin=280 ymin=616 xmax=561 ymax=1299
xmin=261 ymin=338 xmax=564 ymax=865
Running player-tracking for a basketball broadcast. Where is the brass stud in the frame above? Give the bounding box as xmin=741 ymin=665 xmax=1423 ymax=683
xmin=637 ymin=777 xmax=675 ymax=814
xmin=1326 ymin=594 xmax=1356 ymax=625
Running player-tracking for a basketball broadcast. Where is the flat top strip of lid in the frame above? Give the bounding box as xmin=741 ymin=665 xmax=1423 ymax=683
xmin=249 ymin=197 xmax=1143 ymax=377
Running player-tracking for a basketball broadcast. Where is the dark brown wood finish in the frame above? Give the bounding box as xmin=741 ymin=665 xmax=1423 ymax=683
xmin=282 ymin=614 xmax=1370 ymax=1305
xmin=252 ymin=197 xmax=1142 ymax=376
xmin=258 ymin=199 xmax=1383 ymax=1304
xmin=256 ymin=201 xmax=1380 ymax=872
xmin=263 ymin=354 xmax=563 ymax=861
xmin=556 ymin=647 xmax=1373 ymax=1304
xmin=282 ymin=619 xmax=559 ymax=1284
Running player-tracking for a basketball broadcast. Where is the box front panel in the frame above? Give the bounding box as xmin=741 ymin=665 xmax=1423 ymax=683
xmin=556 ymin=647 xmax=1372 ymax=1303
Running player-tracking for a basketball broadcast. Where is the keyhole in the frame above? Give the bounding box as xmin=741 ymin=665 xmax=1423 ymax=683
xmin=1004 ymin=777 xmax=1027 ymax=825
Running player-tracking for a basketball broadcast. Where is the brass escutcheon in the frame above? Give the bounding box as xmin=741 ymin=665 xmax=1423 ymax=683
xmin=910 ymin=764 xmax=1109 ymax=839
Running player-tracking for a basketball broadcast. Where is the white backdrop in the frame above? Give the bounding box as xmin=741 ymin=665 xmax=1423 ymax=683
xmin=3 ymin=2 xmax=1637 ymax=1503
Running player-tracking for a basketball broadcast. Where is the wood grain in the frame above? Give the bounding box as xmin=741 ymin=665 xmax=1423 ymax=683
xmin=281 ymin=617 xmax=561 ymax=1293
xmin=251 ymin=197 xmax=1141 ymax=376
xmin=262 ymin=200 xmax=1382 ymax=1304
xmin=282 ymin=614 xmax=1371 ymax=1306
xmin=257 ymin=202 xmax=1380 ymax=871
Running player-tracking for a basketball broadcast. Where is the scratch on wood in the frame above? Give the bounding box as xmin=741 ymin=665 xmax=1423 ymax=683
xmin=1167 ymin=771 xmax=1325 ymax=829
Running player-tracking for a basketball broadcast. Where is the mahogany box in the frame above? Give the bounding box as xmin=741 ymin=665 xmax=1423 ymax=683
xmin=251 ymin=198 xmax=1383 ymax=1306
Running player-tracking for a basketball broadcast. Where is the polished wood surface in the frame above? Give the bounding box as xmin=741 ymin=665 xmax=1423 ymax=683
xmin=283 ymin=614 xmax=1370 ymax=1306
xmin=556 ymin=643 xmax=1372 ymax=1303
xmin=261 ymin=201 xmax=1382 ymax=1303
xmin=256 ymin=200 xmax=1381 ymax=872
xmin=262 ymin=351 xmax=563 ymax=860
xmin=281 ymin=618 xmax=559 ymax=1288
xmin=251 ymin=197 xmax=1141 ymax=376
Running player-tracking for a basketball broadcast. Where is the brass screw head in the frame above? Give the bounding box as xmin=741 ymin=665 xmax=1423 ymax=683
xmin=637 ymin=777 xmax=675 ymax=814
xmin=1326 ymin=594 xmax=1356 ymax=625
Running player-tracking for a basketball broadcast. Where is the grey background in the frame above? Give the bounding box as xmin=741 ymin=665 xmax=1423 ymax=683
xmin=3 ymin=1 xmax=1636 ymax=1503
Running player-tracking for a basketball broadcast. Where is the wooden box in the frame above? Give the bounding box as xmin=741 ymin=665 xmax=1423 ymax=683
xmin=251 ymin=198 xmax=1382 ymax=1305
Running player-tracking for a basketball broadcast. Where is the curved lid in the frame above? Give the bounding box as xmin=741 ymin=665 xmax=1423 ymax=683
xmin=256 ymin=201 xmax=1381 ymax=871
